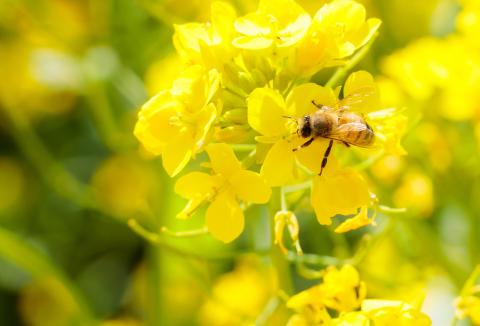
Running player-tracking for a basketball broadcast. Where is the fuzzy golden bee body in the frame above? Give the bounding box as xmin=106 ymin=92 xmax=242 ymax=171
xmin=299 ymin=108 xmax=375 ymax=147
xmin=292 ymin=100 xmax=375 ymax=176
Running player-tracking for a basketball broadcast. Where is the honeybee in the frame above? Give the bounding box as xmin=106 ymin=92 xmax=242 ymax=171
xmin=288 ymin=87 xmax=376 ymax=176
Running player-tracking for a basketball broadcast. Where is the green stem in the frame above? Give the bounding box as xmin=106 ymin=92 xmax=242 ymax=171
xmin=4 ymin=108 xmax=94 ymax=208
xmin=160 ymin=226 xmax=209 ymax=237
xmin=269 ymin=189 xmax=293 ymax=294
xmin=86 ymin=83 xmax=132 ymax=152
xmin=231 ymin=144 xmax=257 ymax=152
xmin=0 ymin=226 xmax=97 ymax=324
xmin=325 ymin=33 xmax=379 ymax=89
xmin=127 ymin=219 xmax=269 ymax=260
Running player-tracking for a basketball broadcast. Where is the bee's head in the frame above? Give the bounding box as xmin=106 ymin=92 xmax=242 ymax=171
xmin=298 ymin=115 xmax=311 ymax=138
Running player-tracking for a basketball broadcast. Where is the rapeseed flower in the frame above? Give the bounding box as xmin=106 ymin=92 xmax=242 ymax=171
xmin=287 ymin=265 xmax=431 ymax=325
xmin=198 ymin=258 xmax=275 ymax=325
xmin=454 ymin=265 xmax=480 ymax=325
xmin=134 ymin=66 xmax=219 ymax=176
xmin=175 ymin=143 xmax=271 ymax=242
xmin=134 ymin=0 xmax=402 ymax=243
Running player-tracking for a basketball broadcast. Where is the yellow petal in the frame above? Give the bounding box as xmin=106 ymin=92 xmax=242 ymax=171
xmin=193 ymin=103 xmax=217 ymax=152
xmin=211 ymin=2 xmax=237 ymax=41
xmin=334 ymin=206 xmax=373 ymax=233
xmin=258 ymin=0 xmax=308 ymax=25
xmin=234 ymin=12 xmax=271 ymax=36
xmin=349 ymin=18 xmax=381 ymax=49
xmin=260 ymin=140 xmax=296 ymax=187
xmin=286 ymin=83 xmax=337 ymax=117
xmin=342 ymin=70 xmax=379 ymax=112
xmin=173 ymin=23 xmax=209 ymax=62
xmin=311 ymin=168 xmax=370 ymax=225
xmin=174 ymin=172 xmax=216 ymax=199
xmin=206 ymin=192 xmax=244 ymax=243
xmin=247 ymin=87 xmax=288 ymax=137
xmin=278 ymin=14 xmax=311 ymax=48
xmin=295 ymin=138 xmax=331 ymax=174
xmin=134 ymin=91 xmax=181 ymax=155
xmin=314 ymin=0 xmax=366 ymax=32
xmin=206 ymin=143 xmax=241 ymax=178
xmin=232 ymin=36 xmax=274 ymax=50
xmin=230 ymin=170 xmax=271 ymax=203
xmin=162 ymin=128 xmax=194 ymax=177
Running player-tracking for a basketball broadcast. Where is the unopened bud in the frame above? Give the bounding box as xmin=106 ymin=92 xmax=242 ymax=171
xmin=274 ymin=210 xmax=302 ymax=254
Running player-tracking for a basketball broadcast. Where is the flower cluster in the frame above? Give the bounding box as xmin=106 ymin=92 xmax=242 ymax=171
xmin=287 ymin=265 xmax=431 ymax=325
xmin=134 ymin=0 xmax=406 ymax=243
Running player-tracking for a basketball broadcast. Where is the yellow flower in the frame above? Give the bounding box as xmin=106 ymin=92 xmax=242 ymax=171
xmin=173 ymin=2 xmax=238 ymax=68
xmin=198 ymin=258 xmax=274 ymax=326
xmin=455 ymin=293 xmax=480 ymax=325
xmin=311 ymin=167 xmax=370 ymax=226
xmin=318 ymin=265 xmax=367 ymax=312
xmin=90 ymin=155 xmax=157 ymax=219
xmin=134 ymin=66 xmax=219 ymax=176
xmin=381 ymin=36 xmax=480 ymax=121
xmin=454 ymin=266 xmax=480 ymax=325
xmin=288 ymin=265 xmax=366 ymax=316
xmin=287 ymin=265 xmax=433 ymax=325
xmin=175 ymin=143 xmax=271 ymax=243
xmin=312 ymin=0 xmax=381 ymax=58
xmin=248 ymin=83 xmax=336 ymax=186
xmin=287 ymin=288 xmax=332 ymax=326
xmin=393 ymin=171 xmax=434 ymax=217
xmin=457 ymin=0 xmax=480 ymax=47
xmin=332 ymin=312 xmax=370 ymax=325
xmin=232 ymin=0 xmax=311 ymax=51
xmin=361 ymin=299 xmax=432 ymax=326
xmin=292 ymin=0 xmax=381 ymax=75
xmin=248 ymin=71 xmax=398 ymax=229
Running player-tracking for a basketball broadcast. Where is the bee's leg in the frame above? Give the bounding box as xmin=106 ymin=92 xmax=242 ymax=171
xmin=319 ymin=140 xmax=334 ymax=176
xmin=342 ymin=141 xmax=350 ymax=147
xmin=311 ymin=100 xmax=323 ymax=109
xmin=292 ymin=137 xmax=314 ymax=152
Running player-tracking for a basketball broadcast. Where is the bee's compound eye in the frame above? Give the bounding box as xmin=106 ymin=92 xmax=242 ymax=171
xmin=300 ymin=116 xmax=311 ymax=137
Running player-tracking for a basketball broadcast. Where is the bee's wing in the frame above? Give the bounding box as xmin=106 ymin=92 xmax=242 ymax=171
xmin=337 ymin=86 xmax=378 ymax=111
xmin=326 ymin=122 xmax=375 ymax=148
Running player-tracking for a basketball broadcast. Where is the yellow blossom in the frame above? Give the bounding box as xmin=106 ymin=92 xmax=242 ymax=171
xmin=198 ymin=258 xmax=274 ymax=326
xmin=332 ymin=311 xmax=370 ymax=325
xmin=175 ymin=143 xmax=271 ymax=242
xmin=311 ymin=167 xmax=370 ymax=226
xmin=248 ymin=83 xmax=336 ymax=186
xmin=288 ymin=265 xmax=366 ymax=316
xmin=454 ymin=265 xmax=480 ymax=325
xmin=292 ymin=0 xmax=381 ymax=75
xmin=173 ymin=2 xmax=238 ymax=68
xmin=455 ymin=294 xmax=480 ymax=325
xmin=361 ymin=299 xmax=432 ymax=326
xmin=232 ymin=0 xmax=311 ymax=50
xmin=134 ymin=66 xmax=219 ymax=176
xmin=91 ymin=155 xmax=157 ymax=219
xmin=393 ymin=171 xmax=434 ymax=217
xmin=319 ymin=265 xmax=367 ymax=312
